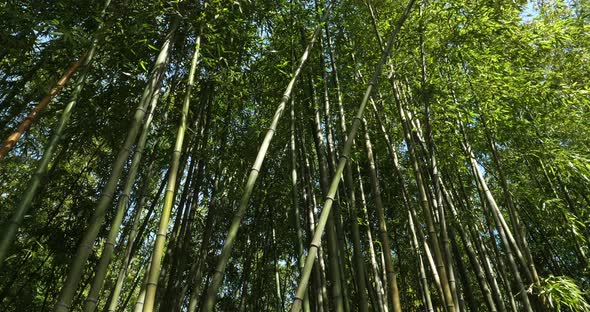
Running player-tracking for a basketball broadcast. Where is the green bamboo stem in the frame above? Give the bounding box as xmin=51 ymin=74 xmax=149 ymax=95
xmin=368 ymin=99 xmax=434 ymax=312
xmin=441 ymin=178 xmax=498 ymax=312
xmin=53 ymin=19 xmax=178 ymax=312
xmin=338 ymin=99 xmax=369 ymax=312
xmin=134 ymin=260 xmax=152 ymax=312
xmin=82 ymin=82 xmax=159 ymax=312
xmin=290 ymin=1 xmax=415 ymax=310
xmin=105 ymin=164 xmax=161 ymax=312
xmin=200 ymin=2 xmax=334 ymax=310
xmin=326 ymin=19 xmax=369 ymax=312
xmin=460 ymin=122 xmax=533 ymax=312
xmin=307 ymin=70 xmax=345 ymax=312
xmin=395 ymin=86 xmax=455 ymax=311
xmin=141 ymin=31 xmax=201 ymax=312
xmin=298 ymin=123 xmax=329 ymax=312
xmin=357 ymin=163 xmax=388 ymax=312
xmin=406 ymin=105 xmax=460 ymax=311
xmin=290 ymin=94 xmax=310 ymax=312
xmin=362 ymin=118 xmax=401 ymax=312
xmin=0 ymin=0 xmax=111 ymax=267
xmin=186 ymin=102 xmax=232 ymax=312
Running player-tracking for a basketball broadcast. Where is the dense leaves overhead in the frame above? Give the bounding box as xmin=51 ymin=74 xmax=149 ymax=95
xmin=1 ymin=0 xmax=589 ymax=311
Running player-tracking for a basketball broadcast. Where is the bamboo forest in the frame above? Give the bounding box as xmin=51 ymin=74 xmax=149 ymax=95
xmin=1 ymin=0 xmax=590 ymax=311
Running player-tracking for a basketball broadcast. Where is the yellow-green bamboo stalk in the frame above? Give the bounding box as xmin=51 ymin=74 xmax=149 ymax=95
xmin=82 ymin=82 xmax=159 ymax=312
xmin=290 ymin=1 xmax=415 ymax=310
xmin=53 ymin=19 xmax=178 ymax=312
xmin=200 ymin=2 xmax=334 ymax=310
xmin=141 ymin=31 xmax=202 ymax=312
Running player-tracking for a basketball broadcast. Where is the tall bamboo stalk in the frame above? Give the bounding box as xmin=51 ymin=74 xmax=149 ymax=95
xmin=200 ymin=2 xmax=334 ymax=309
xmin=368 ymin=99 xmax=434 ymax=312
xmin=443 ymin=177 xmax=498 ymax=311
xmin=0 ymin=53 xmax=87 ymax=160
xmin=290 ymin=92 xmax=310 ymax=312
xmin=290 ymin=1 xmax=415 ymax=310
xmin=82 ymin=78 xmax=160 ymax=312
xmin=357 ymin=163 xmax=388 ymax=312
xmin=298 ymin=121 xmax=329 ymax=312
xmin=185 ymin=101 xmax=232 ymax=312
xmin=307 ymin=71 xmax=345 ymax=312
xmin=362 ymin=118 xmax=401 ymax=312
xmin=53 ymin=19 xmax=178 ymax=312
xmin=459 ymin=121 xmax=533 ymax=312
xmin=324 ymin=18 xmax=369 ymax=311
xmin=141 ymin=30 xmax=201 ymax=312
xmin=395 ymin=91 xmax=455 ymax=311
xmin=334 ymin=69 xmax=369 ymax=312
xmin=105 ymin=163 xmax=164 ymax=312
xmin=0 ymin=0 xmax=112 ymax=265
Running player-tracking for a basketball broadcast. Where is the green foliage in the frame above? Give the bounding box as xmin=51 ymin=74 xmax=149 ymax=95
xmin=0 ymin=0 xmax=589 ymax=311
xmin=537 ymin=275 xmax=590 ymax=312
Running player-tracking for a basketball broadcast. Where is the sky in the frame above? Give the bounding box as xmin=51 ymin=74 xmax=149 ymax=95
xmin=520 ymin=1 xmax=540 ymax=23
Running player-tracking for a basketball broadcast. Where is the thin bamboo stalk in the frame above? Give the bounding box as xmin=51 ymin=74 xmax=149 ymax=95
xmin=53 ymin=19 xmax=178 ymax=312
xmin=200 ymin=2 xmax=334 ymax=309
xmin=141 ymin=29 xmax=201 ymax=312
xmin=290 ymin=2 xmax=415 ymax=310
